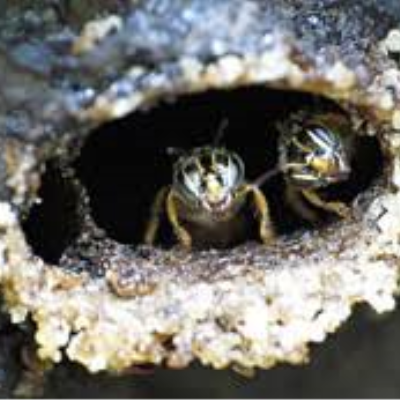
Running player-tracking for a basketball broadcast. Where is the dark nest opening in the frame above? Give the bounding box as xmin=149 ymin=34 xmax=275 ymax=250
xmin=22 ymin=161 xmax=81 ymax=264
xmin=23 ymin=86 xmax=384 ymax=262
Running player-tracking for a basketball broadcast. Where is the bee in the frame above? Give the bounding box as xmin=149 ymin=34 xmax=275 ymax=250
xmin=277 ymin=111 xmax=353 ymax=223
xmin=144 ymin=145 xmax=275 ymax=249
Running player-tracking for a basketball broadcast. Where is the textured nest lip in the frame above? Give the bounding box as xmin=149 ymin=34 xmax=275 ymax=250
xmin=1 ymin=0 xmax=400 ymax=377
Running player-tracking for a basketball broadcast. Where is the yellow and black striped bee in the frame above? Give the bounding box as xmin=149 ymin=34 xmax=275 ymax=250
xmin=278 ymin=111 xmax=353 ymax=222
xmin=144 ymin=145 xmax=275 ymax=249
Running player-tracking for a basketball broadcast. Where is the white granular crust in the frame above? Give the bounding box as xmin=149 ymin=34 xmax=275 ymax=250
xmin=0 ymin=25 xmax=400 ymax=374
xmin=0 ymin=193 xmax=399 ymax=373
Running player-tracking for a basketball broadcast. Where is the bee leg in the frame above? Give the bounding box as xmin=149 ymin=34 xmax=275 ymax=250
xmin=166 ymin=191 xmax=192 ymax=249
xmin=144 ymin=186 xmax=169 ymax=245
xmin=246 ymin=185 xmax=275 ymax=245
xmin=285 ymin=186 xmax=319 ymax=223
xmin=302 ymin=189 xmax=351 ymax=219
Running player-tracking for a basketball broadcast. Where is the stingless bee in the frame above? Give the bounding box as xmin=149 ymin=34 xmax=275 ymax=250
xmin=277 ymin=111 xmax=354 ymax=222
xmin=144 ymin=145 xmax=275 ymax=250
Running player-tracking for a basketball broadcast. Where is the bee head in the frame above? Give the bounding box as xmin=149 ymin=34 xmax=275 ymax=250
xmin=281 ymin=118 xmax=351 ymax=188
xmin=173 ymin=147 xmax=245 ymax=213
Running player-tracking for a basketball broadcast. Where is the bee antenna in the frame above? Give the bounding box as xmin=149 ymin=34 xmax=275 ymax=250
xmin=166 ymin=147 xmax=186 ymax=158
xmin=252 ymin=166 xmax=282 ymax=188
xmin=213 ymin=118 xmax=229 ymax=146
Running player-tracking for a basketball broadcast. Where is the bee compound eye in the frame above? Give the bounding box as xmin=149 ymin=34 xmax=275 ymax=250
xmin=215 ymin=152 xmax=230 ymax=167
xmin=175 ymin=168 xmax=186 ymax=186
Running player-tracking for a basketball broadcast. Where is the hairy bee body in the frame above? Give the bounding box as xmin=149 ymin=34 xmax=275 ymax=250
xmin=170 ymin=193 xmax=250 ymax=248
xmin=144 ymin=146 xmax=274 ymax=249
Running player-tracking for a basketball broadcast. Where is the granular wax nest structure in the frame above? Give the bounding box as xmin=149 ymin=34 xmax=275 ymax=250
xmin=1 ymin=0 xmax=400 ymax=394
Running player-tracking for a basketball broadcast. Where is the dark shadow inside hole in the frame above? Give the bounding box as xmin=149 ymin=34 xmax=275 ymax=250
xmin=73 ymin=86 xmax=384 ymax=247
xmin=21 ymin=87 xmax=385 ymax=260
xmin=22 ymin=161 xmax=80 ymax=263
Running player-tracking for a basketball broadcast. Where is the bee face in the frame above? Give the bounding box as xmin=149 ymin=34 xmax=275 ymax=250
xmin=281 ymin=118 xmax=351 ymax=189
xmin=173 ymin=147 xmax=245 ymax=213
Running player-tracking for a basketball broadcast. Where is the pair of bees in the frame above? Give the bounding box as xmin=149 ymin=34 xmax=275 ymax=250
xmin=144 ymin=112 xmax=353 ymax=249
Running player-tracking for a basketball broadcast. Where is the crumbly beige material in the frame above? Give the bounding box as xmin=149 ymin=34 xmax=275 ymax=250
xmin=0 ymin=7 xmax=400 ymax=376
xmin=0 ymin=198 xmax=399 ymax=373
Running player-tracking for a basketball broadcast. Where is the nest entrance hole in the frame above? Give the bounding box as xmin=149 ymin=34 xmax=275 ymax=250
xmin=23 ymin=86 xmax=384 ymax=261
xmin=22 ymin=161 xmax=81 ymax=263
